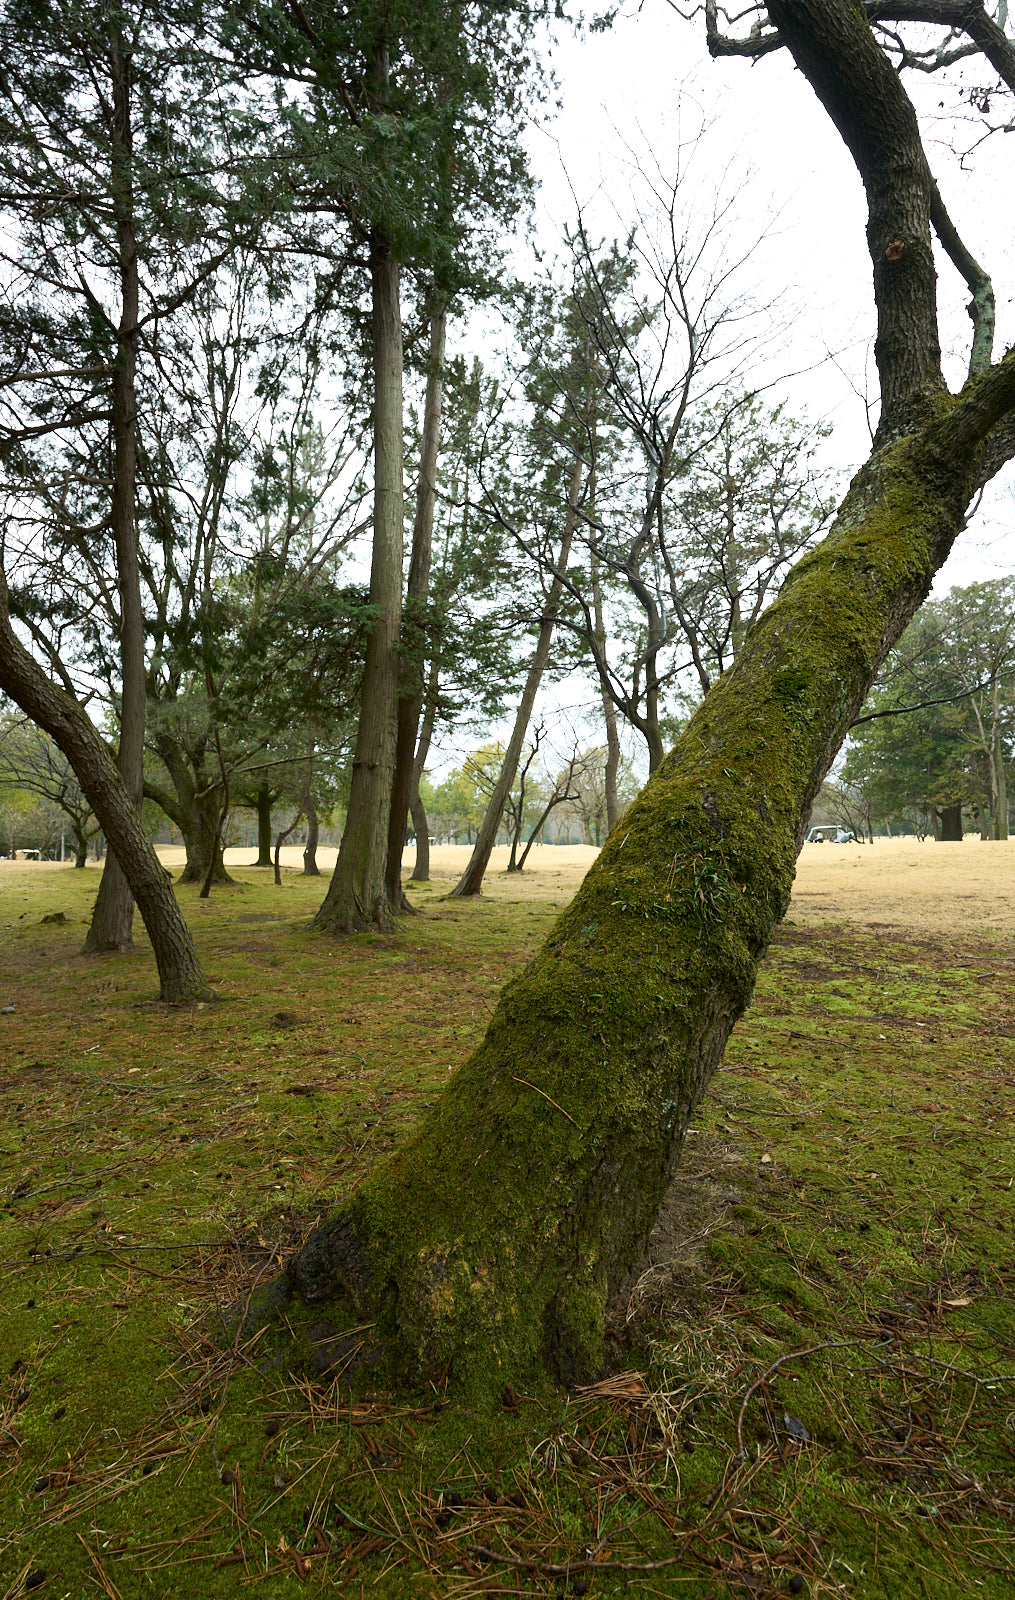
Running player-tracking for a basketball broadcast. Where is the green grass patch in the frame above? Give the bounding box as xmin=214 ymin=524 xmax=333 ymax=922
xmin=1 ymin=864 xmax=1014 ymax=1595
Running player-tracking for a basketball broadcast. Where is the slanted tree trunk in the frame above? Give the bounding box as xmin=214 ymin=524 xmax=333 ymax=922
xmin=287 ymin=385 xmax=1014 ymax=1393
xmin=303 ymin=796 xmax=320 ymax=875
xmin=312 ymin=225 xmax=404 ymax=933
xmin=449 ymin=459 xmax=581 ymax=899
xmin=0 ymin=578 xmax=212 ymax=1003
xmin=85 ymin=29 xmax=142 ymax=956
xmin=385 ymin=303 xmax=445 ymax=914
xmin=281 ymin=0 xmax=1015 ymax=1396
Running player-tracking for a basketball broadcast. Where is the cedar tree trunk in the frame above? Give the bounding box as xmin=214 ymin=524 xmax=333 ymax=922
xmin=177 ymin=790 xmax=232 ymax=886
xmin=312 ymin=230 xmax=404 ymax=933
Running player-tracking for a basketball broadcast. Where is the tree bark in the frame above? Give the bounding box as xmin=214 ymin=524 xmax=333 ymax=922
xmin=312 ymin=229 xmax=404 ymax=933
xmin=253 ymin=784 xmax=273 ymax=866
xmin=0 ymin=578 xmax=213 ymax=1003
xmin=449 ymin=459 xmax=581 ymax=898
xmin=177 ymin=787 xmax=232 ymax=886
xmin=385 ymin=303 xmax=446 ymax=913
xmin=286 ymin=378 xmax=1013 ymax=1393
xmin=280 ymin=0 xmax=1015 ymax=1394
xmin=303 ymin=795 xmax=320 ymax=875
xmin=84 ymin=27 xmax=143 ymax=956
xmin=764 ymin=0 xmax=945 ymax=437
xmin=939 ymin=802 xmax=963 ymax=841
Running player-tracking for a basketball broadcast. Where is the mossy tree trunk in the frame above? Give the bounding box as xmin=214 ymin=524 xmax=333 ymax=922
xmin=177 ymin=793 xmax=232 ymax=886
xmin=286 ymin=0 xmax=1015 ymax=1396
xmin=290 ymin=381 xmax=1015 ymax=1393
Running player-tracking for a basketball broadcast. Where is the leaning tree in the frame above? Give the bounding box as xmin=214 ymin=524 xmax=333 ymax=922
xmin=273 ymin=0 xmax=1015 ymax=1396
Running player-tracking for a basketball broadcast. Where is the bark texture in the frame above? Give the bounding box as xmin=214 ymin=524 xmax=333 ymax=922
xmin=147 ymin=750 xmax=233 ymax=887
xmin=312 ymin=234 xmax=404 ymax=933
xmin=409 ymin=663 xmax=439 ymax=882
xmin=289 ymin=380 xmax=1010 ymax=1393
xmin=283 ymin=0 xmax=1015 ymax=1395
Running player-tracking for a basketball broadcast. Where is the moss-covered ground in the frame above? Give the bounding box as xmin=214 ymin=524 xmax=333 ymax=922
xmin=1 ymin=861 xmax=1013 ymax=1597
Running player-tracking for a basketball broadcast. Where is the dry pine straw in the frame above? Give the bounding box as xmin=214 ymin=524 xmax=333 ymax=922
xmin=1 ymin=859 xmax=1015 ymax=1597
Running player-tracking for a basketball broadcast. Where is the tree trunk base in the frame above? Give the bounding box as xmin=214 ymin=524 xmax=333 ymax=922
xmin=311 ymin=892 xmax=395 ymax=936
xmin=82 ymin=931 xmax=135 ymax=955
xmin=179 ymin=858 xmax=234 ymax=887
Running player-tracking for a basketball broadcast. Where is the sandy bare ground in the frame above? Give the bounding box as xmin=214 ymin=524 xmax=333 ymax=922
xmin=791 ymin=836 xmax=1015 ymax=933
xmin=7 ymin=836 xmax=1015 ymax=934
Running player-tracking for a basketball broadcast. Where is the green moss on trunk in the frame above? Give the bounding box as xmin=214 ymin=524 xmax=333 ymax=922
xmin=289 ymin=422 xmax=977 ymax=1398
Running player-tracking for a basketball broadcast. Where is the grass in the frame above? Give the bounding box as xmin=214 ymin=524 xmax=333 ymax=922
xmin=1 ymin=859 xmax=1014 ymax=1598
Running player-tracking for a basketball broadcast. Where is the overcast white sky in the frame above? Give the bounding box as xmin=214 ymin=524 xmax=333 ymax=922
xmin=526 ymin=3 xmax=1014 ymax=582
xmin=429 ymin=3 xmax=1015 ymax=775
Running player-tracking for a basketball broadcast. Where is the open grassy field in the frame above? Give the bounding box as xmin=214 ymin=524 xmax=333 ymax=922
xmin=2 ymin=840 xmax=1014 ymax=1598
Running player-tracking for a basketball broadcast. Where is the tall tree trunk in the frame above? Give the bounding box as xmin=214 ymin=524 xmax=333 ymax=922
xmin=85 ymin=29 xmax=142 ymax=956
xmin=312 ymin=229 xmax=404 ymax=934
xmin=303 ymin=795 xmax=320 ymax=875
xmin=253 ymin=784 xmax=273 ymax=866
xmin=0 ymin=577 xmax=212 ymax=1003
xmin=592 ymin=554 xmax=621 ymax=832
xmin=449 ymin=460 xmax=581 ymax=899
xmin=385 ymin=303 xmax=446 ymax=913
